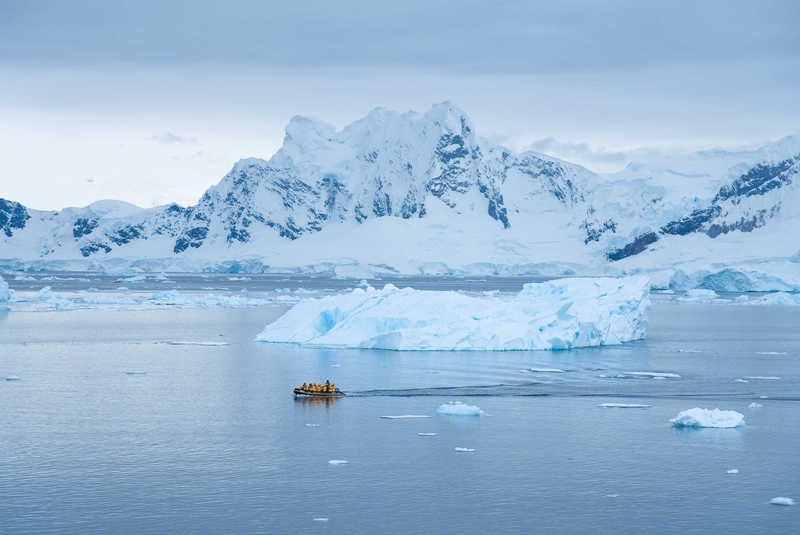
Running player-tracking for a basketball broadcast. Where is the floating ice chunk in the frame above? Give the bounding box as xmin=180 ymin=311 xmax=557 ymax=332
xmin=158 ymin=341 xmax=229 ymax=346
xmin=744 ymin=376 xmax=780 ymax=380
xmin=255 ymin=276 xmax=651 ymax=351
xmin=598 ymin=374 xmax=608 ymax=378
xmin=528 ymin=368 xmax=566 ymax=373
xmin=6 ymin=375 xmax=21 ymax=381
xmin=734 ymin=379 xmax=749 ymax=383
xmin=670 ymin=408 xmax=745 ymax=428
xmin=760 ymin=396 xmax=769 ymax=399
xmin=36 ymin=286 xmax=53 ymax=299
xmin=606 ymin=494 xmax=620 ymax=498
xmin=115 ymin=275 xmax=146 ymax=283
xmin=598 ymin=403 xmax=651 ymax=408
xmin=437 ymin=402 xmax=484 ymax=416
xmin=330 ymin=364 xmax=342 ymax=367
xmin=305 ymin=424 xmax=321 ymax=427
xmin=727 ymin=469 xmax=739 ymax=474
xmin=228 ymin=277 xmax=251 ymax=281
xmin=755 ymin=351 xmax=787 ymax=355
xmin=328 ymin=460 xmax=348 ymax=465
xmin=454 ymin=447 xmax=475 ymax=452
xmin=749 ymin=402 xmax=763 ymax=409
xmin=418 ymin=433 xmax=438 ymax=436
xmin=313 ymin=518 xmax=329 ymax=522
xmin=652 ymin=376 xmax=667 ymax=380
xmin=126 ymin=371 xmax=147 ymax=375
xmin=622 ymin=372 xmax=680 ymax=378
xmin=770 ymin=497 xmax=794 ymax=506
xmin=380 ymin=415 xmax=431 ymax=419
xmin=679 ymin=289 xmax=718 ymax=302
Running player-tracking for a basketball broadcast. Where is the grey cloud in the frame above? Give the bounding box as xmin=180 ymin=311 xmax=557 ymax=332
xmin=527 ymin=138 xmax=663 ymax=165
xmin=1 ymin=0 xmax=798 ymax=75
xmin=150 ymin=132 xmax=197 ymax=145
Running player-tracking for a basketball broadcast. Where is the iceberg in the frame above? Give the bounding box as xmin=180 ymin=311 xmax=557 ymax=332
xmin=727 ymin=469 xmax=739 ymax=474
xmin=770 ymin=497 xmax=794 ymax=506
xmin=255 ymin=276 xmax=650 ymax=351
xmin=6 ymin=375 xmax=21 ymax=381
xmin=678 ymin=289 xmax=719 ymax=302
xmin=437 ymin=402 xmax=484 ymax=416
xmin=0 ymin=275 xmax=10 ymax=308
xmin=327 ymin=460 xmax=348 ymax=465
xmin=670 ymin=408 xmax=745 ymax=428
xmin=748 ymin=402 xmax=763 ymax=409
xmin=454 ymin=447 xmax=475 ymax=452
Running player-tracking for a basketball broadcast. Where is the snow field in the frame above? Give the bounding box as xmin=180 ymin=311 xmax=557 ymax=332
xmin=255 ymin=276 xmax=650 ymax=351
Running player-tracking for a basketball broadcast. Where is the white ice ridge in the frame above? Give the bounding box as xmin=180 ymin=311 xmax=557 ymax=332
xmin=0 ymin=275 xmax=11 ymax=308
xmin=622 ymin=372 xmax=680 ymax=378
xmin=670 ymin=408 xmax=745 ymax=428
xmin=744 ymin=376 xmax=781 ymax=380
xmin=255 ymin=277 xmax=650 ymax=351
xmin=437 ymin=402 xmax=484 ymax=416
xmin=380 ymin=415 xmax=431 ymax=419
xmin=770 ymin=497 xmax=794 ymax=506
xmin=156 ymin=341 xmax=229 ymax=346
xmin=598 ymin=403 xmax=651 ymax=408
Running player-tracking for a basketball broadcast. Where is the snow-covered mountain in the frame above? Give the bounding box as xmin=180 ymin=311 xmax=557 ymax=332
xmin=2 ymin=102 xmax=799 ymax=286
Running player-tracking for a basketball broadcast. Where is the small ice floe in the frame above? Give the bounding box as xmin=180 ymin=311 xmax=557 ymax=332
xmin=454 ymin=447 xmax=475 ymax=452
xmin=755 ymin=352 xmax=786 ymax=355
xmin=679 ymin=289 xmax=718 ymax=302
xmin=126 ymin=371 xmax=147 ymax=375
xmin=606 ymin=494 xmax=619 ymax=498
xmin=313 ymin=518 xmax=329 ymax=522
xmin=528 ymin=368 xmax=566 ymax=373
xmin=598 ymin=374 xmax=608 ymax=378
xmin=5 ymin=375 xmax=21 ymax=381
xmin=760 ymin=396 xmax=769 ymax=399
xmin=734 ymin=379 xmax=749 ymax=383
xmin=744 ymin=376 xmax=781 ymax=380
xmin=670 ymin=408 xmax=745 ymax=428
xmin=653 ymin=377 xmax=667 ymax=380
xmin=418 ymin=433 xmax=438 ymax=436
xmin=598 ymin=403 xmax=650 ymax=409
xmin=330 ymin=364 xmax=342 ymax=368
xmin=749 ymin=402 xmax=763 ymax=409
xmin=770 ymin=497 xmax=794 ymax=506
xmin=727 ymin=469 xmax=739 ymax=474
xmin=380 ymin=415 xmax=431 ymax=419
xmin=437 ymin=402 xmax=484 ymax=416
xmin=159 ymin=341 xmax=230 ymax=346
xmin=305 ymin=424 xmax=321 ymax=427
xmin=622 ymin=372 xmax=680 ymax=378
xmin=328 ymin=460 xmax=348 ymax=465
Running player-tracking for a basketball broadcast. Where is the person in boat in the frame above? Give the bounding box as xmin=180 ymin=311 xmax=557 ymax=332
xmin=301 ymin=383 xmax=307 ymax=391
xmin=325 ymin=380 xmax=331 ymax=392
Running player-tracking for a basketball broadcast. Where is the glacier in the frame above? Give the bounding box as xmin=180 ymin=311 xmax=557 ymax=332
xmin=254 ymin=276 xmax=650 ymax=351
xmin=669 ymin=408 xmax=745 ymax=428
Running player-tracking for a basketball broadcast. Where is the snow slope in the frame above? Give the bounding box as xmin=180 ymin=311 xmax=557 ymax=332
xmin=254 ymin=276 xmax=650 ymax=351
xmin=2 ymin=103 xmax=799 ymax=288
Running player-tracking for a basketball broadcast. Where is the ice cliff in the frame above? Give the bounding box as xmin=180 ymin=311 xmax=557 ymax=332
xmin=254 ymin=276 xmax=650 ymax=351
xmin=0 ymin=275 xmax=10 ymax=308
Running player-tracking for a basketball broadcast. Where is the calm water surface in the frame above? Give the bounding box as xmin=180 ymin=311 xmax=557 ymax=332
xmin=0 ymin=288 xmax=798 ymax=534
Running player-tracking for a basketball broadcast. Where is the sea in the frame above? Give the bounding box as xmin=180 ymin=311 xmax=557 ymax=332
xmin=1 ymin=274 xmax=798 ymax=534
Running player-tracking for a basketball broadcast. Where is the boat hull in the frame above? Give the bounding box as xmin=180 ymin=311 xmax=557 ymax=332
xmin=293 ymin=388 xmax=345 ymax=397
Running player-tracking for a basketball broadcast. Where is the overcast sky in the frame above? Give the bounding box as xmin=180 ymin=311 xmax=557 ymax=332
xmin=1 ymin=0 xmax=799 ymax=210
